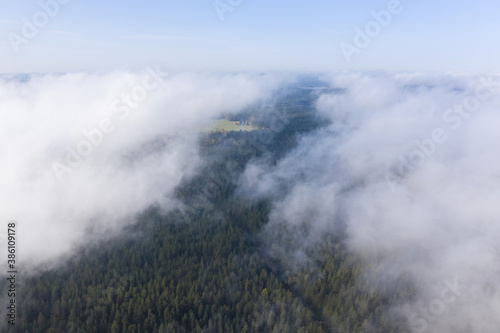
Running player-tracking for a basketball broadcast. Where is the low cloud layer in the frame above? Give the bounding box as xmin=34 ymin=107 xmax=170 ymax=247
xmin=240 ymin=71 xmax=500 ymax=332
xmin=4 ymin=68 xmax=500 ymax=330
xmin=0 ymin=69 xmax=285 ymax=267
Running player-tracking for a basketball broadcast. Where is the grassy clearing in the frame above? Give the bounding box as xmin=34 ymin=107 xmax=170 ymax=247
xmin=203 ymin=119 xmax=258 ymax=132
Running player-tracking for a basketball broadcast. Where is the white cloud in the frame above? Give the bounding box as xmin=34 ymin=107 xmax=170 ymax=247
xmin=0 ymin=69 xmax=285 ymax=268
xmin=239 ymin=71 xmax=500 ymax=332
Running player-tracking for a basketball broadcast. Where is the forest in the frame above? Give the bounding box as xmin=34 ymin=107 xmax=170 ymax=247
xmin=11 ymin=85 xmax=414 ymax=332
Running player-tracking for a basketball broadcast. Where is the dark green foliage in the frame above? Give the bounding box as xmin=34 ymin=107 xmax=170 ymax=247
xmin=18 ymin=202 xmax=327 ymax=332
xmin=15 ymin=87 xmax=412 ymax=332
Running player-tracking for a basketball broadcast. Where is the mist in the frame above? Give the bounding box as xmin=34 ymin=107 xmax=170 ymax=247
xmin=4 ymin=68 xmax=500 ymax=331
xmin=239 ymin=71 xmax=500 ymax=332
xmin=0 ymin=69 xmax=287 ymax=268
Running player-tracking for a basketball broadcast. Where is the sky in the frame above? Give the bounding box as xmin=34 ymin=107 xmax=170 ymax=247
xmin=0 ymin=0 xmax=499 ymax=73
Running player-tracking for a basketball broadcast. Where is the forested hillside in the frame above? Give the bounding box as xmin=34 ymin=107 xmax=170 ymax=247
xmin=14 ymin=88 xmax=413 ymax=332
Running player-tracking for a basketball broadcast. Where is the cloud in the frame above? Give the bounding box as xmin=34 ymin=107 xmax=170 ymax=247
xmin=0 ymin=69 xmax=285 ymax=269
xmin=239 ymin=71 xmax=500 ymax=332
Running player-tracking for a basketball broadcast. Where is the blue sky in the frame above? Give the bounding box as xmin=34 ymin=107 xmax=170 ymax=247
xmin=0 ymin=0 xmax=499 ymax=73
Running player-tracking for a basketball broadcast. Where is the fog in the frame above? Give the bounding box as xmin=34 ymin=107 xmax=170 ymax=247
xmin=4 ymin=68 xmax=500 ymax=330
xmin=0 ymin=69 xmax=286 ymax=268
xmin=239 ymin=71 xmax=500 ymax=332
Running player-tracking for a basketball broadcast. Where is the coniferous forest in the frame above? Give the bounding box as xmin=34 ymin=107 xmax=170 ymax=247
xmin=11 ymin=86 xmax=414 ymax=332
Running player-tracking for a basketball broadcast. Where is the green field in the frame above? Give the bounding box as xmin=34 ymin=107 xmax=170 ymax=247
xmin=203 ymin=119 xmax=258 ymax=132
